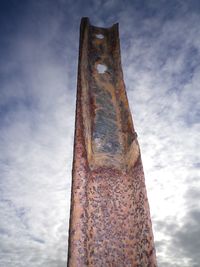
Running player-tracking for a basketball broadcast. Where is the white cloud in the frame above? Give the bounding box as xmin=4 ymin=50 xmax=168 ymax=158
xmin=119 ymin=5 xmax=200 ymax=265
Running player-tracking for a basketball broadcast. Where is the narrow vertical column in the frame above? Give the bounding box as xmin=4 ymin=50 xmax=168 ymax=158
xmin=67 ymin=17 xmax=157 ymax=267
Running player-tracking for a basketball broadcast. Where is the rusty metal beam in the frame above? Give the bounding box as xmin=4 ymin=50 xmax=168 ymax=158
xmin=67 ymin=17 xmax=157 ymax=267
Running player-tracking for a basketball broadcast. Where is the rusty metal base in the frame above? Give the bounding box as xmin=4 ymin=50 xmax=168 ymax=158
xmin=67 ymin=18 xmax=157 ymax=267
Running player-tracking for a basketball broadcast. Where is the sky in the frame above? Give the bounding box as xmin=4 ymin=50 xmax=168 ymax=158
xmin=0 ymin=0 xmax=199 ymax=266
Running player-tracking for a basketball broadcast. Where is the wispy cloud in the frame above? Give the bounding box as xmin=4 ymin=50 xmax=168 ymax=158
xmin=118 ymin=3 xmax=200 ymax=265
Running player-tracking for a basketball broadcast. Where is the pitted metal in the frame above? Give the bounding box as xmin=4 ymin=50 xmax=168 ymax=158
xmin=67 ymin=17 xmax=157 ymax=267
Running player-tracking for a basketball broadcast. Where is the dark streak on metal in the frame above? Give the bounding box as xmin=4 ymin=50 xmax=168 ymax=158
xmin=67 ymin=17 xmax=157 ymax=267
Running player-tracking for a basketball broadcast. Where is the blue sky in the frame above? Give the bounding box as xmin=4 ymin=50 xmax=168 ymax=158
xmin=0 ymin=0 xmax=200 ymax=266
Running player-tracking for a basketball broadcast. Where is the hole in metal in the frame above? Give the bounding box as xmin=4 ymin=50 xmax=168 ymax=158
xmin=96 ymin=33 xmax=104 ymax=39
xmin=97 ymin=64 xmax=107 ymax=74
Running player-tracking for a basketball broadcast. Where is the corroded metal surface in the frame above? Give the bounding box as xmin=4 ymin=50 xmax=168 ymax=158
xmin=67 ymin=17 xmax=157 ymax=267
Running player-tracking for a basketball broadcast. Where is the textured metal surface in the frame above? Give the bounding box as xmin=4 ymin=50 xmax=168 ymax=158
xmin=67 ymin=17 xmax=157 ymax=267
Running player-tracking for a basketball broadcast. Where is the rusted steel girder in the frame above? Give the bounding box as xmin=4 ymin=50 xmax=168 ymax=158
xmin=67 ymin=17 xmax=157 ymax=267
